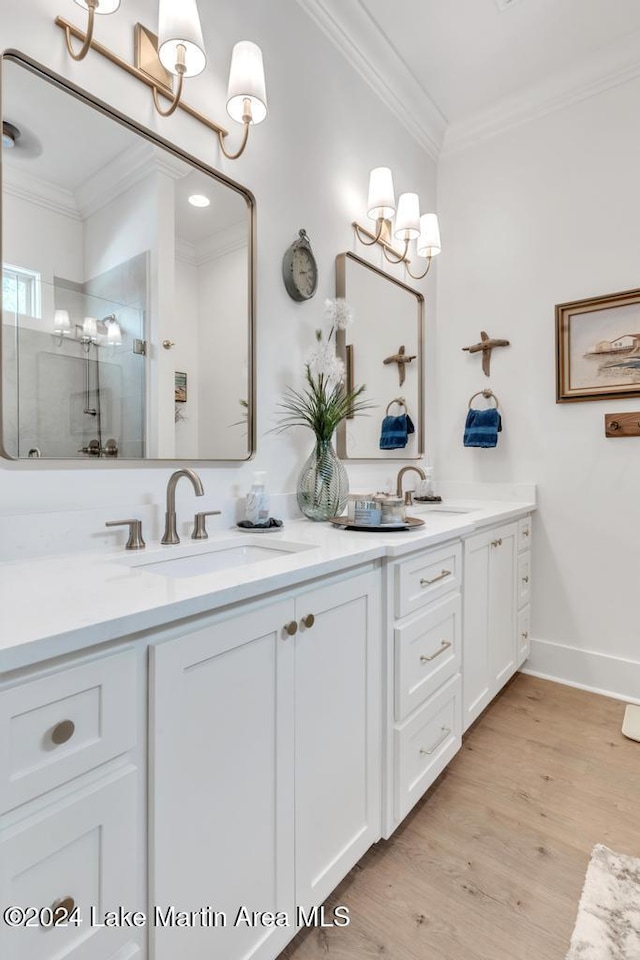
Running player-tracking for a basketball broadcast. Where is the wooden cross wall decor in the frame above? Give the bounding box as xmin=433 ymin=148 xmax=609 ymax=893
xmin=462 ymin=331 xmax=510 ymax=377
xmin=383 ymin=345 xmax=417 ymax=386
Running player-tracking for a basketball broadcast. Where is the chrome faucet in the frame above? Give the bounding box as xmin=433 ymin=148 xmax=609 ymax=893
xmin=396 ymin=465 xmax=426 ymax=506
xmin=161 ymin=468 xmax=204 ymax=544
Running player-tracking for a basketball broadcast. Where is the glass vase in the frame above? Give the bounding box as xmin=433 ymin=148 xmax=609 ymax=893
xmin=296 ymin=439 xmax=349 ymax=521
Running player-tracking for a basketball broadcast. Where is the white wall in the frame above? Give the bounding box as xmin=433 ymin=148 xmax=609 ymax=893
xmin=0 ymin=0 xmax=436 ymax=531
xmin=437 ymin=77 xmax=640 ymax=701
xmin=3 ymin=191 xmax=83 ymax=325
xmin=197 ymin=244 xmax=248 ymax=460
xmin=174 ymin=256 xmax=200 ymax=459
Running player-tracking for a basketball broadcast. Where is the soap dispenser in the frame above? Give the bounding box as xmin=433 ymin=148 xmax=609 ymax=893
xmin=245 ymin=472 xmax=270 ymax=525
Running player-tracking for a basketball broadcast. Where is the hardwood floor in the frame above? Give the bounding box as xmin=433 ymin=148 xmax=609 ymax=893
xmin=280 ymin=674 xmax=640 ymax=960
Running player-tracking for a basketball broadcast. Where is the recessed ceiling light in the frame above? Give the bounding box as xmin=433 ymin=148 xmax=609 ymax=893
xmin=188 ymin=194 xmax=211 ymax=208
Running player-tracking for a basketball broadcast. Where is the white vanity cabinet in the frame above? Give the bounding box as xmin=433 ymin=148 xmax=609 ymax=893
xmin=462 ymin=516 xmax=532 ymax=731
xmin=0 ymin=648 xmax=143 ymax=960
xmin=383 ymin=542 xmax=463 ymax=837
xmin=150 ymin=565 xmax=380 ymax=960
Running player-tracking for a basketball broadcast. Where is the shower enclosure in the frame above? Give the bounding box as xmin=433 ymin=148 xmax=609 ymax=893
xmin=2 ymin=260 xmax=146 ymax=459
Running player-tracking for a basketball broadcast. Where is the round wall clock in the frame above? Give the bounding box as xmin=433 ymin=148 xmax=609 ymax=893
xmin=282 ymin=229 xmax=318 ymax=302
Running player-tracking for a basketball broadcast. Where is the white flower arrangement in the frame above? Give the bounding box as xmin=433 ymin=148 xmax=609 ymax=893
xmin=275 ymin=298 xmax=372 ymax=443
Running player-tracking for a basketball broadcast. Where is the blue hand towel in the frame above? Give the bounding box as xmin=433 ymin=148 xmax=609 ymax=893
xmin=380 ymin=413 xmax=415 ymax=450
xmin=464 ymin=407 xmax=502 ymax=448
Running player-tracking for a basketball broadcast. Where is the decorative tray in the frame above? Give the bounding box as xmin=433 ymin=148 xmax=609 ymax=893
xmin=329 ymin=516 xmax=425 ymax=532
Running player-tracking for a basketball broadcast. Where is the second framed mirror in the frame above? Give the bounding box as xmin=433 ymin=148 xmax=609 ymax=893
xmin=335 ymin=252 xmax=424 ymax=460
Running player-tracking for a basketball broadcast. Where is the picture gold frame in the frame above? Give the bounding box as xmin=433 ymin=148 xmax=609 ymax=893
xmin=556 ymin=287 xmax=640 ymax=403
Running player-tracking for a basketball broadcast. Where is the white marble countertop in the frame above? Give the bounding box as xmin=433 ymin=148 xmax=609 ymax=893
xmin=0 ymin=499 xmax=535 ymax=674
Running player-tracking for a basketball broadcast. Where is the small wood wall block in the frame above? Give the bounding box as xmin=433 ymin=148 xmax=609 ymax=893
xmin=604 ymin=412 xmax=640 ymax=437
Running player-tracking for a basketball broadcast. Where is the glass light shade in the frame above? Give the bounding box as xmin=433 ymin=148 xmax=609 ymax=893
xmin=54 ymin=309 xmax=71 ymax=333
xmin=74 ymin=0 xmax=121 ymax=13
xmin=394 ymin=193 xmax=420 ymax=241
xmin=157 ymin=0 xmax=206 ymax=78
xmin=416 ymin=213 xmax=441 ymax=258
xmin=227 ymin=41 xmax=267 ymax=125
xmin=107 ymin=318 xmax=122 ymax=345
xmin=367 ymin=167 xmax=395 ymax=221
xmin=83 ymin=317 xmax=98 ymax=339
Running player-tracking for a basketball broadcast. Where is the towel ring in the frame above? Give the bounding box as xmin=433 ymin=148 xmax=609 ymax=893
xmin=386 ymin=397 xmax=407 ymax=416
xmin=468 ymin=388 xmax=499 ymax=410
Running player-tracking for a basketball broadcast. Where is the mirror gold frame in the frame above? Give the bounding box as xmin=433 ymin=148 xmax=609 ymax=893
xmin=0 ymin=50 xmax=256 ymax=462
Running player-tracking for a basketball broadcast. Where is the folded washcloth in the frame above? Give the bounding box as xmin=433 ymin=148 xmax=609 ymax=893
xmin=463 ymin=407 xmax=502 ymax=448
xmin=379 ymin=413 xmax=415 ymax=450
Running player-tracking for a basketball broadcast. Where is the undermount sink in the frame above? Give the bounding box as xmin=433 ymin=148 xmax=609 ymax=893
xmin=120 ymin=536 xmax=315 ymax=579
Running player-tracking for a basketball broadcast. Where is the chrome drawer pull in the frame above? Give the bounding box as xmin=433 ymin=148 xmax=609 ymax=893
xmin=491 ymin=538 xmax=502 ymax=547
xmin=420 ymin=641 xmax=452 ymax=663
xmin=51 ymin=720 xmax=75 ymax=746
xmin=420 ymin=569 xmax=451 ymax=587
xmin=419 ymin=727 xmax=451 ymax=756
xmin=522 ymin=575 xmax=529 ymax=583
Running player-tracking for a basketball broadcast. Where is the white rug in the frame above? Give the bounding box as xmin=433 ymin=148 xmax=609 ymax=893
xmin=566 ymin=845 xmax=640 ymax=959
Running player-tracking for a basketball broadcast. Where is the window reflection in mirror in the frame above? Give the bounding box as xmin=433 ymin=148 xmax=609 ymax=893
xmin=1 ymin=55 xmax=254 ymax=461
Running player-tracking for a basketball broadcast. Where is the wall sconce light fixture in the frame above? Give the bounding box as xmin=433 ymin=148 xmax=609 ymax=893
xmin=62 ymin=0 xmax=121 ymax=62
xmin=353 ymin=167 xmax=441 ymax=280
xmin=55 ymin=1 xmax=267 ymax=160
xmin=53 ymin=308 xmax=72 ymax=345
xmin=152 ymin=0 xmax=206 ymax=117
xmin=80 ymin=316 xmax=99 ymax=351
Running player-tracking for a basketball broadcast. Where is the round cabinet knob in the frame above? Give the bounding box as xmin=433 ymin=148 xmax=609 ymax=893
xmin=51 ymin=719 xmax=75 ymax=746
xmin=522 ymin=575 xmax=529 ymax=583
xmin=284 ymin=621 xmax=298 ymax=637
xmin=301 ymin=614 xmax=315 ymax=629
xmin=52 ymin=896 xmax=76 ymax=915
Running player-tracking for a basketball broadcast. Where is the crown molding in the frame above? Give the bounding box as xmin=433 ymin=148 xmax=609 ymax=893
xmin=295 ymin=0 xmax=446 ymax=161
xmin=176 ymin=222 xmax=247 ymax=267
xmin=3 ymin=167 xmax=80 ymax=221
xmin=74 ymin=141 xmax=163 ymax=220
xmin=443 ymin=29 xmax=640 ymax=157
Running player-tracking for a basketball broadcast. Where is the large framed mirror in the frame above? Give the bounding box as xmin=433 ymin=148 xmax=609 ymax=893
xmin=335 ymin=252 xmax=423 ymax=460
xmin=1 ymin=52 xmax=255 ymax=461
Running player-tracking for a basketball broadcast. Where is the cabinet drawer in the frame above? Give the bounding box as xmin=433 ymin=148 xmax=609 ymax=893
xmin=394 ymin=542 xmax=462 ymax=619
xmin=395 ymin=593 xmax=461 ymax=722
xmin=517 ymin=552 xmax=531 ymax=608
xmin=0 ymin=650 xmax=137 ymax=814
xmin=394 ymin=675 xmax=461 ymax=823
xmin=517 ymin=516 xmax=532 ymax=551
xmin=0 ymin=767 xmax=138 ymax=960
xmin=518 ymin=605 xmax=531 ymax=666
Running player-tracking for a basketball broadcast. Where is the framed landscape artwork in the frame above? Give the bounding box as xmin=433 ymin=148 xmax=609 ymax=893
xmin=556 ymin=288 xmax=640 ymax=402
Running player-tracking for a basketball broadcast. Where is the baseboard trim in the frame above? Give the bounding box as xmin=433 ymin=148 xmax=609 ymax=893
xmin=521 ymin=638 xmax=640 ymax=705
